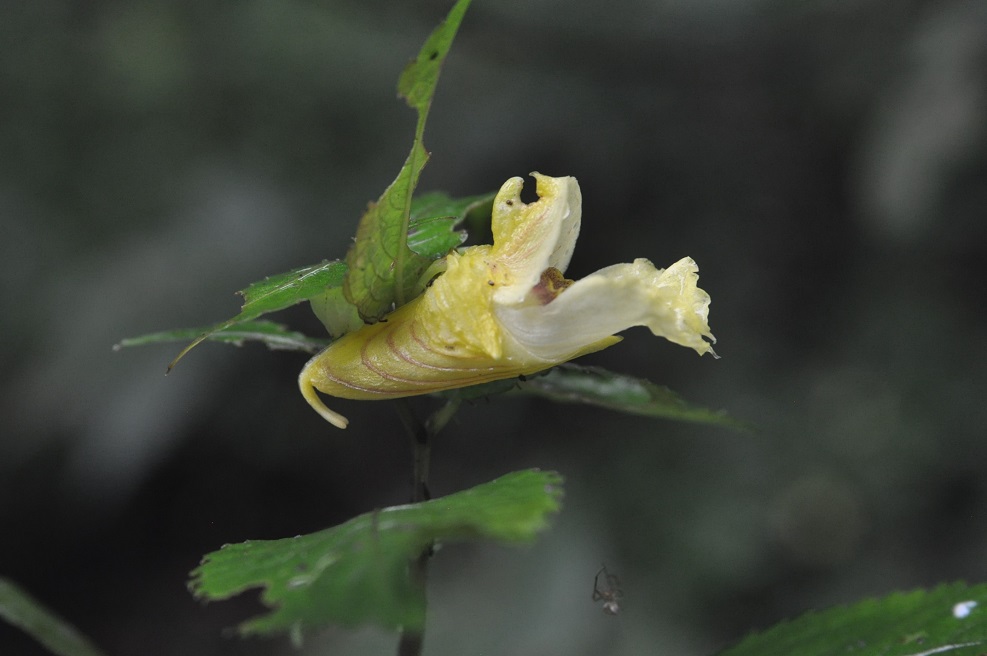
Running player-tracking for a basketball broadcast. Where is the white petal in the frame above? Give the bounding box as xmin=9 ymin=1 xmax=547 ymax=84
xmin=496 ymin=257 xmax=715 ymax=362
xmin=489 ymin=173 xmax=582 ymax=305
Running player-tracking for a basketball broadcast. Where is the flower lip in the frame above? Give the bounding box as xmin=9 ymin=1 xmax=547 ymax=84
xmin=494 ymin=256 xmax=715 ymax=364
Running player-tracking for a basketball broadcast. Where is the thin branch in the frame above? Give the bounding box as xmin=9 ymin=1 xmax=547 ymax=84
xmin=397 ymin=625 xmax=424 ymax=656
xmin=395 ymin=401 xmax=430 ymax=503
xmin=393 ymin=398 xmax=462 ymax=656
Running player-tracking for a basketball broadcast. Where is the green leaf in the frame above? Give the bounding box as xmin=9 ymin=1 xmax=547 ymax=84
xmin=408 ymin=191 xmax=494 ymax=224
xmin=343 ymin=0 xmax=473 ymax=321
xmin=406 ymin=191 xmax=493 ymax=256
xmin=518 ymin=364 xmax=748 ymax=429
xmin=237 ymin=261 xmax=349 ymax=319
xmin=343 ymin=141 xmax=428 ymax=323
xmin=396 ymin=0 xmax=472 ymax=113
xmin=719 ymin=582 xmax=987 ymax=656
xmin=308 ymin=287 xmax=365 ymax=339
xmin=114 ymin=320 xmax=328 ymax=353
xmin=0 ymin=577 xmax=109 ymax=656
xmin=163 ymin=260 xmax=346 ymax=370
xmin=189 ymin=469 xmax=562 ymax=636
xmin=436 ymin=376 xmax=526 ymax=402
xmin=343 ymin=141 xmax=430 ymax=321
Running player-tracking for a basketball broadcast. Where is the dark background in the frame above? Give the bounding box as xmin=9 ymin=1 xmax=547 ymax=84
xmin=3 ymin=1 xmax=986 ymax=654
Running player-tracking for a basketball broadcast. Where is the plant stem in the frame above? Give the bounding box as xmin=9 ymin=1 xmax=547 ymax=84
xmin=397 ymin=624 xmax=425 ymax=656
xmin=396 ymin=401 xmax=431 ymax=503
xmin=393 ymin=399 xmax=461 ymax=656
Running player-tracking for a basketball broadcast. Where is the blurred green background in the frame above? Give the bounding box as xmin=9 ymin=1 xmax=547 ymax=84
xmin=2 ymin=1 xmax=986 ymax=654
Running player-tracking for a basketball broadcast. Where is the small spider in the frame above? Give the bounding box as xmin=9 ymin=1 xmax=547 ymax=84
xmin=592 ymin=565 xmax=623 ymax=615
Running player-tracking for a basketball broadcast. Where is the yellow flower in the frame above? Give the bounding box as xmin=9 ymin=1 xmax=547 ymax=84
xmin=299 ymin=173 xmax=716 ymax=428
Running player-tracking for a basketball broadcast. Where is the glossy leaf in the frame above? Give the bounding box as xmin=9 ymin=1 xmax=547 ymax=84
xmin=189 ymin=469 xmax=562 ymax=636
xmin=406 ymin=191 xmax=493 ymax=256
xmin=518 ymin=364 xmax=747 ymax=429
xmin=719 ymin=582 xmax=987 ymax=656
xmin=0 ymin=577 xmax=108 ymax=656
xmin=343 ymin=0 xmax=472 ymax=321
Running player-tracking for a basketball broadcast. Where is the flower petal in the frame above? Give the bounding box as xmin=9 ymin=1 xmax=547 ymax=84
xmin=489 ymin=173 xmax=581 ymax=305
xmin=496 ymin=257 xmax=716 ymax=362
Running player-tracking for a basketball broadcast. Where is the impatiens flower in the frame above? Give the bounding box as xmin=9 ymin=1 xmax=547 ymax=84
xmin=299 ymin=173 xmax=716 ymax=428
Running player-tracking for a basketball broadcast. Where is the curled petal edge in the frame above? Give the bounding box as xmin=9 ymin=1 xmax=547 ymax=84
xmin=497 ymin=257 xmax=716 ymax=363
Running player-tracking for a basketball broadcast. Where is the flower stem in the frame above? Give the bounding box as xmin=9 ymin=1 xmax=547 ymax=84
xmin=396 ymin=401 xmax=430 ymax=503
xmin=393 ymin=398 xmax=462 ymax=656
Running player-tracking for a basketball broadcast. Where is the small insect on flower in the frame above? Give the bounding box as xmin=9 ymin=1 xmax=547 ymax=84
xmin=592 ymin=564 xmax=623 ymax=615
